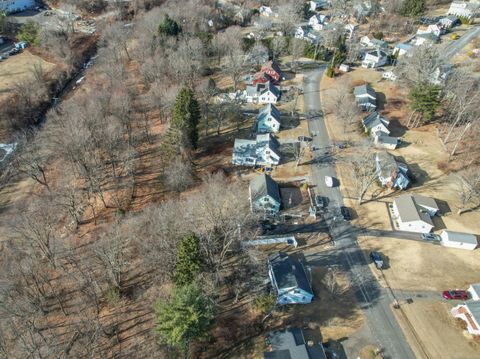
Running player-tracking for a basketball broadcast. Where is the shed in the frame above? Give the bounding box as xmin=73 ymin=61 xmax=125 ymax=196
xmin=339 ymin=64 xmax=350 ymax=72
xmin=440 ymin=230 xmax=478 ymax=250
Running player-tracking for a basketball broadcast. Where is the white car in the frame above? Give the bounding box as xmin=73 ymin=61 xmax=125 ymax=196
xmin=325 ymin=176 xmax=333 ymax=188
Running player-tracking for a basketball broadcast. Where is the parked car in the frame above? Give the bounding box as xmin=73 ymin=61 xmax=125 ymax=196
xmin=370 ymin=251 xmax=384 ymax=269
xmin=260 ymin=220 xmax=276 ymax=233
xmin=315 ymin=195 xmax=327 ymax=209
xmin=442 ymin=290 xmax=468 ymax=300
xmin=421 ymin=233 xmax=441 ymax=241
xmin=340 ymin=206 xmax=351 ymax=220
xmin=298 ymin=136 xmax=313 ymax=142
xmin=325 ymin=176 xmax=333 ymax=188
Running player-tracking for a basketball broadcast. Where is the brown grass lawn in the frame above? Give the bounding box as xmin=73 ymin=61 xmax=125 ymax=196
xmin=0 ymin=50 xmax=57 ymax=101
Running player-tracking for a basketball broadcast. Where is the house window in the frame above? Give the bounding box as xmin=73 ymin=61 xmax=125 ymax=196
xmin=266 ymin=150 xmax=270 ymax=154
xmin=294 ymin=289 xmax=300 ymax=294
xmin=264 ymin=198 xmax=269 ymax=202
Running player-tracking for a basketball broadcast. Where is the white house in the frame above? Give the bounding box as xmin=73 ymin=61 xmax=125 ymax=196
xmin=344 ymin=24 xmax=357 ymax=39
xmin=309 ymin=14 xmax=328 ymax=31
xmin=232 ymin=133 xmax=281 ymax=167
xmin=295 ymin=25 xmax=309 ymax=40
xmin=362 ymin=49 xmax=388 ymax=68
xmin=417 ymin=24 xmax=445 ymax=37
xmin=376 ymin=152 xmax=410 ymax=190
xmin=382 ymin=71 xmax=397 ymax=81
xmin=257 ymin=103 xmax=281 ymax=133
xmin=440 ymin=230 xmax=478 ymax=250
xmin=360 ymin=36 xmax=388 ymax=49
xmin=354 ymin=84 xmax=377 ymax=111
xmin=374 ymin=134 xmax=399 ymax=149
xmin=452 ymin=301 xmax=480 ymax=335
xmin=249 ymin=174 xmax=281 ymax=214
xmin=259 ymin=5 xmax=276 ymax=17
xmin=245 ymin=81 xmax=280 ymax=104
xmin=362 ymin=112 xmax=390 ymax=136
xmin=309 ymin=0 xmax=329 ymax=11
xmin=392 ymin=194 xmax=439 ymax=233
xmin=439 ymin=15 xmax=459 ymax=28
xmin=468 ymin=284 xmax=480 ymax=301
xmin=393 ymin=43 xmax=413 ymax=57
xmin=448 ymin=1 xmax=479 ymax=19
xmin=412 ymin=33 xmax=439 ymax=46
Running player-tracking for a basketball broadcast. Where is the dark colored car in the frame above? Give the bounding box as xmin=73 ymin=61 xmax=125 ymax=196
xmin=370 ymin=251 xmax=384 ymax=269
xmin=298 ymin=136 xmax=313 ymax=142
xmin=315 ymin=195 xmax=327 ymax=209
xmin=340 ymin=206 xmax=351 ymax=220
xmin=442 ymin=290 xmax=468 ymax=300
xmin=260 ymin=220 xmax=275 ymax=233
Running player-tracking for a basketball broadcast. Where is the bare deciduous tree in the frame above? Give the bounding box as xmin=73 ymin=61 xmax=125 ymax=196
xmin=165 ymin=158 xmax=195 ymax=193
xmin=455 ymin=167 xmax=480 ymax=214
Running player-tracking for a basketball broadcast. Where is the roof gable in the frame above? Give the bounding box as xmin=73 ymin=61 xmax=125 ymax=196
xmin=268 ymin=253 xmax=312 ymax=294
xmin=250 ymin=174 xmax=281 ymax=204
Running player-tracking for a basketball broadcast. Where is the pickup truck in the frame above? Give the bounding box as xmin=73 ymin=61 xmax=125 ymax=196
xmin=370 ymin=251 xmax=384 ymax=270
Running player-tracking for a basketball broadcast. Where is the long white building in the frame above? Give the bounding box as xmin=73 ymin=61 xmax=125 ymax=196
xmin=0 ymin=0 xmax=35 ymax=13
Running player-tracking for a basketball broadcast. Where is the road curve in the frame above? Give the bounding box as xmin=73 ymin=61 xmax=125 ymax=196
xmin=303 ymin=65 xmax=416 ymax=359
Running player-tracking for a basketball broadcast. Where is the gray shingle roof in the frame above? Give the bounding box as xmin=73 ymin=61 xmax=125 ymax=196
xmin=394 ymin=194 xmax=433 ymax=225
xmin=354 ymin=84 xmax=376 ymax=99
xmin=250 ymin=174 xmax=281 ymax=204
xmin=466 ymin=301 xmax=480 ymax=323
xmin=363 ymin=111 xmax=389 ymax=130
xmin=264 ymin=327 xmax=327 ymax=359
xmin=258 ymin=103 xmax=281 ymax=122
xmin=268 ymin=253 xmax=312 ymax=294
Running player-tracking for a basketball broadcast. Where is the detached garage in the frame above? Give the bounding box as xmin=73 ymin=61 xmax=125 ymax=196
xmin=440 ymin=230 xmax=478 ymax=251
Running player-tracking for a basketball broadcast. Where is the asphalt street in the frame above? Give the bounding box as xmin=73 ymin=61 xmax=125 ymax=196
xmin=443 ymin=26 xmax=480 ymax=60
xmin=303 ymin=65 xmax=416 ymax=359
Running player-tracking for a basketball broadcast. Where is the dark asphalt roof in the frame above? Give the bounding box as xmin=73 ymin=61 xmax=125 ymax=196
xmin=264 ymin=328 xmax=327 ymax=359
xmin=362 ymin=111 xmax=388 ymax=130
xmin=258 ymin=103 xmax=281 ymax=122
xmin=250 ymin=174 xmax=281 ymax=203
xmin=268 ymin=253 xmax=312 ymax=294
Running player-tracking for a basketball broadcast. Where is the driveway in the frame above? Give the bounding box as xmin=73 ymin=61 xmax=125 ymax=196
xmin=303 ymin=66 xmax=416 ymax=359
xmin=442 ymin=26 xmax=480 ymax=60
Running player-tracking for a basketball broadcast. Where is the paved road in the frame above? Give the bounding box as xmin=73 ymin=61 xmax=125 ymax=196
xmin=443 ymin=26 xmax=480 ymax=60
xmin=303 ymin=66 xmax=416 ymax=359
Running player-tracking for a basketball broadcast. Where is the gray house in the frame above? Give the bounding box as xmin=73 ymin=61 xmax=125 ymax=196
xmin=249 ymin=174 xmax=281 ymax=214
xmin=354 ymin=84 xmax=377 ymax=111
xmin=268 ymin=252 xmax=314 ymax=305
xmin=375 ymin=152 xmax=410 ymax=190
xmin=257 ymin=104 xmax=281 ymax=133
xmin=232 ymin=133 xmax=281 ymax=167
xmin=264 ymin=327 xmax=327 ymax=359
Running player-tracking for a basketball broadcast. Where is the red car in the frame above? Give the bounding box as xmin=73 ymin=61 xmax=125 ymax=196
xmin=442 ymin=290 xmax=469 ymax=300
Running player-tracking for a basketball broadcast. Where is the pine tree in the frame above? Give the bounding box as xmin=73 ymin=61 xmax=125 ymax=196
xmin=173 ymin=234 xmax=202 ymax=286
xmin=408 ymin=82 xmax=441 ymax=123
xmin=401 ymin=0 xmax=425 ymax=17
xmin=171 ymin=88 xmax=200 ymax=149
xmin=154 ymin=284 xmax=214 ymax=356
xmin=158 ymin=15 xmax=182 ymax=36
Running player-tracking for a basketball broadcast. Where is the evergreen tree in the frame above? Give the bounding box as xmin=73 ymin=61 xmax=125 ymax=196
xmin=154 ymin=284 xmax=214 ymax=356
xmin=401 ymin=0 xmax=425 ymax=17
xmin=408 ymin=82 xmax=441 ymax=123
xmin=173 ymin=234 xmax=202 ymax=286
xmin=158 ymin=15 xmax=182 ymax=36
xmin=18 ymin=20 xmax=40 ymax=45
xmin=171 ymin=88 xmax=200 ymax=149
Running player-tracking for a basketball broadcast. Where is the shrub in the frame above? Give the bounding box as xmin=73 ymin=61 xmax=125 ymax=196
xmin=254 ymin=293 xmax=277 ymax=314
xmin=18 ymin=20 xmax=40 ymax=45
xmin=158 ymin=15 xmax=182 ymax=36
xmin=400 ymin=0 xmax=425 ymax=17
xmin=325 ymin=65 xmax=335 ymax=78
xmin=373 ymin=31 xmax=384 ymax=40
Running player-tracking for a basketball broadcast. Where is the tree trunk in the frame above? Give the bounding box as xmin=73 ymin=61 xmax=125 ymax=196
xmin=449 ymin=122 xmax=471 ymax=161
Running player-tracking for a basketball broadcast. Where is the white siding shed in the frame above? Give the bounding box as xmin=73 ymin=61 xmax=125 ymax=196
xmin=440 ymin=230 xmax=478 ymax=250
